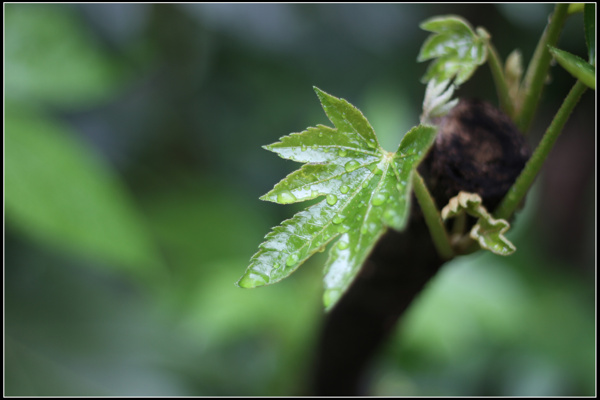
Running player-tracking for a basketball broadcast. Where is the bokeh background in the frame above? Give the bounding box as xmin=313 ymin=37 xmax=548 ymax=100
xmin=5 ymin=3 xmax=595 ymax=396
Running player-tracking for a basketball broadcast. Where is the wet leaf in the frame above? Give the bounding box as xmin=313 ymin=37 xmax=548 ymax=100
xmin=238 ymin=87 xmax=437 ymax=310
xmin=442 ymin=192 xmax=516 ymax=256
xmin=417 ymin=15 xmax=488 ymax=86
xmin=548 ymin=46 xmax=595 ymax=90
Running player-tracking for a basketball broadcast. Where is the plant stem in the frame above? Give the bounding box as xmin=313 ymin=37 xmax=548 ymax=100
xmin=516 ymin=3 xmax=569 ymax=133
xmin=486 ymin=41 xmax=515 ymax=118
xmin=412 ymin=171 xmax=454 ymax=260
xmin=494 ymin=79 xmax=588 ymax=220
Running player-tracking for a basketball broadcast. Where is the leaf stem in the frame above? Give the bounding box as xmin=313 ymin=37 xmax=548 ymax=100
xmin=486 ymin=40 xmax=515 ymax=118
xmin=516 ymin=3 xmax=570 ymax=133
xmin=412 ymin=171 xmax=454 ymax=260
xmin=494 ymin=79 xmax=588 ymax=220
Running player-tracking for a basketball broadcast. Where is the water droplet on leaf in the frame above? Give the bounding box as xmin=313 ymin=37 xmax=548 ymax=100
xmin=340 ymin=185 xmax=349 ymax=194
xmin=286 ymin=253 xmax=299 ymax=267
xmin=383 ymin=208 xmax=397 ymax=221
xmin=277 ymin=190 xmax=297 ymax=204
xmin=337 ymin=240 xmax=349 ymax=250
xmin=345 ymin=160 xmax=360 ymax=172
xmin=372 ymin=193 xmax=386 ymax=206
xmin=332 ymin=214 xmax=346 ymax=224
xmin=326 ymin=194 xmax=338 ymax=205
xmin=238 ymin=271 xmax=269 ymax=288
xmin=337 ymin=225 xmax=349 ymax=233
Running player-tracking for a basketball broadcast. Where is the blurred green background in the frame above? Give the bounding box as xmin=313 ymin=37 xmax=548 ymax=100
xmin=5 ymin=4 xmax=595 ymax=396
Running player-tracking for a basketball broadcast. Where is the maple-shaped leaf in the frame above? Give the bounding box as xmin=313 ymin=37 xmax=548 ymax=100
xmin=237 ymin=87 xmax=437 ymax=310
xmin=417 ymin=15 xmax=488 ymax=86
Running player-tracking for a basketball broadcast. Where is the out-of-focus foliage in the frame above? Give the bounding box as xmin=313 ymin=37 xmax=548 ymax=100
xmin=5 ymin=104 xmax=163 ymax=280
xmin=4 ymin=3 xmax=595 ymax=396
xmin=5 ymin=4 xmax=130 ymax=107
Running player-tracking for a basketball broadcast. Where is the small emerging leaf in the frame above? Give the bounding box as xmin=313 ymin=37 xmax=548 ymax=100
xmin=504 ymin=49 xmax=523 ymax=108
xmin=441 ymin=191 xmax=482 ymax=220
xmin=238 ymin=88 xmax=437 ymax=310
xmin=548 ymin=45 xmax=595 ymax=90
xmin=421 ymin=79 xmax=459 ymax=123
xmin=471 ymin=217 xmax=516 ymax=256
xmin=442 ymin=191 xmax=515 ymax=256
xmin=418 ymin=15 xmax=488 ymax=86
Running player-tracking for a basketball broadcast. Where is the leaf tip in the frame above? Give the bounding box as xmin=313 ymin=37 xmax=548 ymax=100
xmin=323 ymin=288 xmax=341 ymax=311
xmin=262 ymin=143 xmax=277 ymax=152
xmin=313 ymin=86 xmax=328 ymax=102
xmin=236 ymin=272 xmax=268 ymax=288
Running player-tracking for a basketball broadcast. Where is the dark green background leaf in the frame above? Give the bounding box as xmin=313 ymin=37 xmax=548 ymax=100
xmin=5 ymin=105 xmax=163 ymax=279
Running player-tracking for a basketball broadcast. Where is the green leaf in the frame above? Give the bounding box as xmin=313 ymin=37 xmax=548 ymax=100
xmin=548 ymin=45 xmax=595 ymax=90
xmin=417 ymin=15 xmax=488 ymax=86
xmin=470 ymin=217 xmax=516 ymax=257
xmin=442 ymin=192 xmax=516 ymax=256
xmin=238 ymin=87 xmax=437 ymax=310
xmin=5 ymin=104 xmax=164 ymax=280
xmin=584 ymin=3 xmax=595 ymax=65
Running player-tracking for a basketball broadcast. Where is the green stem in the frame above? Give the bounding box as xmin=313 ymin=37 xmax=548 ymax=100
xmin=494 ymin=80 xmax=588 ymax=220
xmin=486 ymin=41 xmax=515 ymax=118
xmin=516 ymin=3 xmax=569 ymax=133
xmin=451 ymin=211 xmax=467 ymax=239
xmin=412 ymin=171 xmax=454 ymax=260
